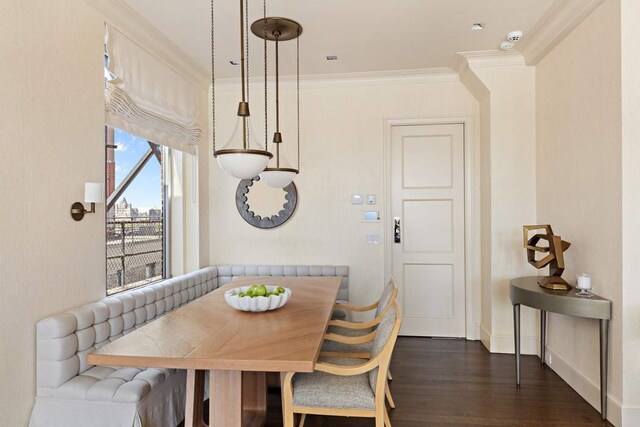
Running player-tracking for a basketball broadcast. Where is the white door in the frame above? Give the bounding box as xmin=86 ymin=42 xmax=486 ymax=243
xmin=391 ymin=123 xmax=466 ymax=337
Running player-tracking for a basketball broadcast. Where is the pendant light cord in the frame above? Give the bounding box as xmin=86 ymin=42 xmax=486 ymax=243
xmin=210 ymin=0 xmax=216 ymax=155
xmin=275 ymin=33 xmax=280 ymax=168
xmin=263 ymin=0 xmax=268 ymax=153
xmin=297 ymin=31 xmax=300 ymax=172
xmin=245 ymin=0 xmax=250 ymax=145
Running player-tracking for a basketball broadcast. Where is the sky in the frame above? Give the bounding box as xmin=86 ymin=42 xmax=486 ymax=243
xmin=114 ymin=128 xmax=163 ymax=211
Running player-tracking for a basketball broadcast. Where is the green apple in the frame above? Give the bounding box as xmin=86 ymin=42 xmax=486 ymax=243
xmin=255 ymin=284 xmax=267 ymax=297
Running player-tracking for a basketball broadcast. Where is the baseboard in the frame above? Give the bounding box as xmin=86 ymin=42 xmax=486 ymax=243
xmin=479 ymin=326 xmax=538 ymax=355
xmin=622 ymin=406 xmax=640 ymax=426
xmin=545 ymin=346 xmax=622 ymax=426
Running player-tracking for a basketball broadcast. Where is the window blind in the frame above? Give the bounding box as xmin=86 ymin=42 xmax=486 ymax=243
xmin=105 ymin=25 xmax=202 ymax=155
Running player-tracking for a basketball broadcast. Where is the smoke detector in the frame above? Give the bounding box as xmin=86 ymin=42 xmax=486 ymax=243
xmin=471 ymin=23 xmax=485 ymax=31
xmin=500 ymin=41 xmax=515 ymax=50
xmin=507 ymin=31 xmax=523 ymax=42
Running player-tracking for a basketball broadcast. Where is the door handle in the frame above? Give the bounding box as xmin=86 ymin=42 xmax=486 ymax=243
xmin=394 ymin=217 xmax=401 ymax=243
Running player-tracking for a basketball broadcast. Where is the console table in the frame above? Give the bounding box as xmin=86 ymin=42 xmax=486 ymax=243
xmin=510 ymin=276 xmax=612 ymax=420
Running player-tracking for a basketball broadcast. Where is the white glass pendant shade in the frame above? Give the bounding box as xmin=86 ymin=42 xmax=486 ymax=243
xmin=217 ymin=152 xmax=271 ymax=180
xmin=259 ymin=169 xmax=298 ymax=188
xmin=259 ymin=148 xmax=298 ymax=188
xmin=215 ymin=114 xmax=272 ymax=179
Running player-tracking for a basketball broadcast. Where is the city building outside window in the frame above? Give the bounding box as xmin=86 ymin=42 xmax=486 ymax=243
xmin=105 ymin=126 xmax=168 ymax=295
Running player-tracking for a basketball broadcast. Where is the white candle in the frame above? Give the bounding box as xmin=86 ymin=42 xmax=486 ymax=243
xmin=577 ymin=273 xmax=591 ymax=290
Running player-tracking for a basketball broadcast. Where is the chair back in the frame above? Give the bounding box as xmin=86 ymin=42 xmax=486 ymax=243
xmin=368 ymin=299 xmax=402 ymax=392
xmin=374 ymin=277 xmax=397 ymax=318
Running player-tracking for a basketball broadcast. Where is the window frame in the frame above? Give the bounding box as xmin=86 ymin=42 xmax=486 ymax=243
xmin=104 ymin=126 xmax=170 ymax=295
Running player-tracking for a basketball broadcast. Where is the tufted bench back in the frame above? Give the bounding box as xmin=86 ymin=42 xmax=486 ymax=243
xmin=35 ymin=264 xmax=349 ymax=397
xmin=35 ymin=267 xmax=218 ymax=393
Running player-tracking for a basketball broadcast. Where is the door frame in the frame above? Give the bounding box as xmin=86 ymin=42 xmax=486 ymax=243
xmin=383 ymin=116 xmax=480 ymax=340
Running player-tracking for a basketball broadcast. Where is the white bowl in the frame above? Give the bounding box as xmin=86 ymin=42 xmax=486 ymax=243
xmin=224 ymin=286 xmax=292 ymax=312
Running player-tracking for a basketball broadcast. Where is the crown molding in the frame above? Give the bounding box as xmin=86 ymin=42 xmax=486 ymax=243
xmin=83 ymin=0 xmax=209 ymax=90
xmin=450 ymin=50 xmax=526 ymax=82
xmin=450 ymin=54 xmax=471 ymax=81
xmin=214 ymin=68 xmax=460 ymax=92
xmin=519 ymin=0 xmax=604 ymax=65
xmin=454 ymin=50 xmax=526 ymax=69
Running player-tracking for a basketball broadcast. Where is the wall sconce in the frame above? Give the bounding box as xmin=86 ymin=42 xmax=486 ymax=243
xmin=71 ymin=183 xmax=104 ymax=221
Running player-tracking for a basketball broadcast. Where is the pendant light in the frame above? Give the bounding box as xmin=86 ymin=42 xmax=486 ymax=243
xmin=211 ymin=0 xmax=272 ymax=180
xmin=251 ymin=17 xmax=302 ymax=188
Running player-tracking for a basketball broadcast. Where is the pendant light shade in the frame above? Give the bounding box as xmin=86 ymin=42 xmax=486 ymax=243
xmin=260 ymin=168 xmax=298 ymax=188
xmin=210 ymin=0 xmax=272 ymax=180
xmin=217 ymin=152 xmax=271 ymax=180
xmin=259 ymin=138 xmax=298 ymax=188
xmin=215 ymin=114 xmax=271 ymax=179
xmin=251 ymin=17 xmax=302 ymax=189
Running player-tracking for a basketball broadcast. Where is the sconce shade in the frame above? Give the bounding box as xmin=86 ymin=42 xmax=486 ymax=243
xmin=85 ymin=183 xmax=104 ymax=203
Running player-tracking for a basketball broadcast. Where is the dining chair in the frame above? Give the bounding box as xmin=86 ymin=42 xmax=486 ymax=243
xmin=282 ymin=300 xmax=402 ymax=427
xmin=322 ymin=278 xmax=399 ymax=408
xmin=327 ymin=278 xmax=398 ymax=341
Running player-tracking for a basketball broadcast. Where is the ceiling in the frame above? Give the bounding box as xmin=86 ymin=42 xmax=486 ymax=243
xmin=123 ymin=0 xmax=558 ymax=78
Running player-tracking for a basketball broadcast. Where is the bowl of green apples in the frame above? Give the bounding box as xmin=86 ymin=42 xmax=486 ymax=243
xmin=224 ymin=284 xmax=292 ymax=312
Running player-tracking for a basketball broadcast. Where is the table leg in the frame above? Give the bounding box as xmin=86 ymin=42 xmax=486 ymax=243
xmin=540 ymin=310 xmax=547 ymax=365
xmin=185 ymin=369 xmax=206 ymax=427
xmin=600 ymin=319 xmax=609 ymax=421
xmin=243 ymin=371 xmax=267 ymax=424
xmin=209 ymin=370 xmax=267 ymax=427
xmin=513 ymin=304 xmax=521 ymax=386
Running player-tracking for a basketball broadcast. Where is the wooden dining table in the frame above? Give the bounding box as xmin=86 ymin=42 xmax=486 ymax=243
xmin=87 ymin=276 xmax=341 ymax=427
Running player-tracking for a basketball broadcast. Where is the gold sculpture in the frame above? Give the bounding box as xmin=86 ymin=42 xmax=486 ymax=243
xmin=523 ymin=225 xmax=572 ymax=291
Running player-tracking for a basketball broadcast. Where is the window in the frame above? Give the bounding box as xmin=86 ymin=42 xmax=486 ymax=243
xmin=105 ymin=126 xmax=168 ymax=295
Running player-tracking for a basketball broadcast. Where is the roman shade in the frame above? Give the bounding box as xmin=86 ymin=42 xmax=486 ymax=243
xmin=105 ymin=25 xmax=202 ymax=154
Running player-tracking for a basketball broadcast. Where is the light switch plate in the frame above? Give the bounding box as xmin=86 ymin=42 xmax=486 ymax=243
xmin=366 ymin=232 xmax=380 ymax=244
xmin=366 ymin=194 xmax=376 ymax=205
xmin=351 ymin=194 xmax=363 ymax=205
xmin=363 ymin=211 xmax=380 ymax=222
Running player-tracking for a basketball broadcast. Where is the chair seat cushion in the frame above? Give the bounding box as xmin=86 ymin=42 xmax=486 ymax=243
xmin=50 ymin=366 xmax=168 ymax=403
xmin=292 ymin=357 xmax=375 ymax=410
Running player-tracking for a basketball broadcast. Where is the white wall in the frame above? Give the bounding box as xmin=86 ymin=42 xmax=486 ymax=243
xmin=459 ymin=62 xmax=539 ymax=353
xmin=209 ymin=78 xmax=479 ymax=314
xmin=0 ymin=2 xmax=208 ymax=425
xmin=620 ymin=0 xmax=640 ymax=423
xmin=0 ymin=1 xmax=105 ymax=425
xmin=536 ymin=0 xmax=623 ymax=423
xmin=474 ymin=65 xmax=539 ymax=352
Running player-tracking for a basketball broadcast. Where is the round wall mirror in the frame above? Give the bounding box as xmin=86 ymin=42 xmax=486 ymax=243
xmin=236 ymin=176 xmax=298 ymax=229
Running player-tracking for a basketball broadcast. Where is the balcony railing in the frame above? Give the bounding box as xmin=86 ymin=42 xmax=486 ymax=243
xmin=106 ymin=218 xmax=164 ymax=295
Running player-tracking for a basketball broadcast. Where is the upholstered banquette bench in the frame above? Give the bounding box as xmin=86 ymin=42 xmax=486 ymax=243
xmin=30 ymin=265 xmax=349 ymax=427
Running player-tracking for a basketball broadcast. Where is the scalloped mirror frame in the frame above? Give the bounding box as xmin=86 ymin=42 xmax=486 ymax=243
xmin=236 ymin=176 xmax=298 ymax=229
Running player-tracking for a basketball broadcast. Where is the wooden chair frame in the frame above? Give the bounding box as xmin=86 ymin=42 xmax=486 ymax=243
xmin=325 ymin=279 xmax=399 ymax=407
xmin=282 ymin=301 xmax=402 ymax=427
xmin=331 ymin=279 xmax=398 ymax=331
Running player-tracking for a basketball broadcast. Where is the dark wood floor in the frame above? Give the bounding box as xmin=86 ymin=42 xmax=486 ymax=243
xmin=198 ymin=338 xmax=613 ymax=426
